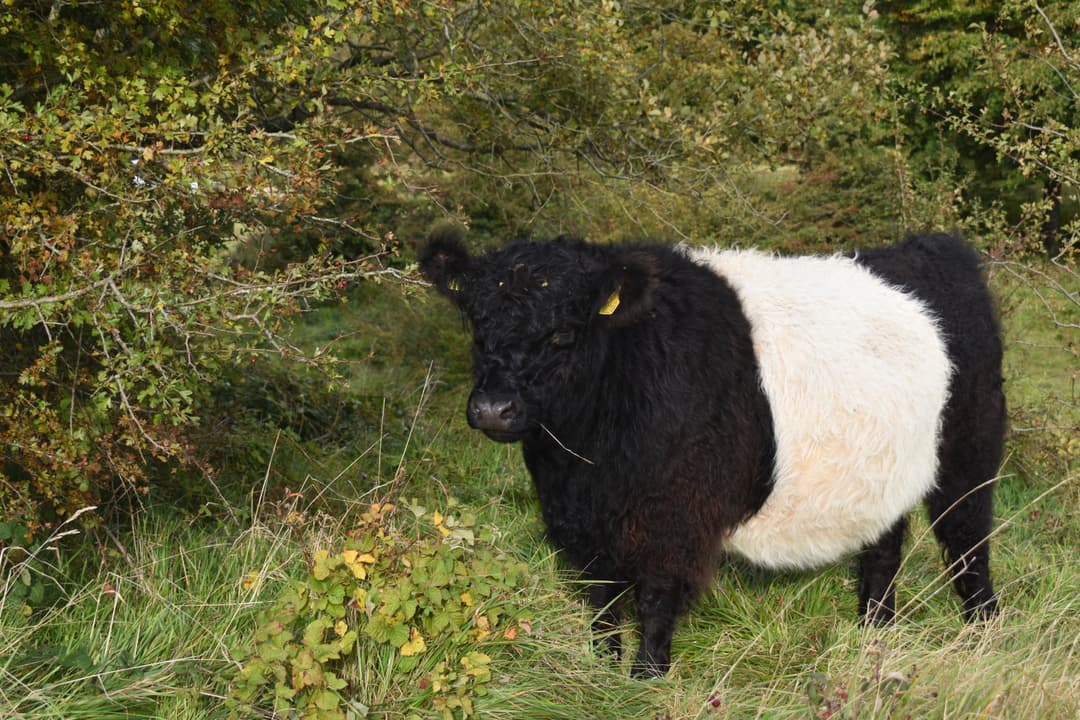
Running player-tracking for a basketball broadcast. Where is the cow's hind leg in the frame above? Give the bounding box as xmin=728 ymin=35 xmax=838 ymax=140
xmin=926 ymin=480 xmax=998 ymax=621
xmin=928 ymin=369 xmax=1004 ymax=621
xmin=858 ymin=517 xmax=907 ymax=625
xmin=631 ymin=576 xmax=693 ymax=678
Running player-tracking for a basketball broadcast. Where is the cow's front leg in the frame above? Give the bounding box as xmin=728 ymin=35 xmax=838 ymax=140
xmin=631 ymin=577 xmax=687 ymax=678
xmin=588 ymin=580 xmax=627 ymax=658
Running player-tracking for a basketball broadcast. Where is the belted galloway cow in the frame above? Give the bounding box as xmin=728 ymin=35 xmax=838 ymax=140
xmin=420 ymin=228 xmax=1005 ymax=677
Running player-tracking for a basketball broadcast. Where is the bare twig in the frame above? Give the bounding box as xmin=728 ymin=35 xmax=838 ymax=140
xmin=990 ymin=258 xmax=1080 ymax=331
xmin=1034 ymin=3 xmax=1079 ymax=72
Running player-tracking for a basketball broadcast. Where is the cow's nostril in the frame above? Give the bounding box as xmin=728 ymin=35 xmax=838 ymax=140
xmin=497 ymin=399 xmax=519 ymax=420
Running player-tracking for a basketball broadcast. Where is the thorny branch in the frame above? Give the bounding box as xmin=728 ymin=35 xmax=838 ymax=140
xmin=990 ymin=256 xmax=1080 ymax=332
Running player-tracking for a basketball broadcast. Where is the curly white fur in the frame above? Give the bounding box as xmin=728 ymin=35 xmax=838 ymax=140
xmin=691 ymin=248 xmax=952 ymax=570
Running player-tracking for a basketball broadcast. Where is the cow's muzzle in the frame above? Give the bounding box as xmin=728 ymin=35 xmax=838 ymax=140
xmin=467 ymin=390 xmax=526 ymax=442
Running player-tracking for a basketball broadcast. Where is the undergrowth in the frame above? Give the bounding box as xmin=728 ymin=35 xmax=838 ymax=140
xmin=228 ymin=499 xmax=534 ymax=720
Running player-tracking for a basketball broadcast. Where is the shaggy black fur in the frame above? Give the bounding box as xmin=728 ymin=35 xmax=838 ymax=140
xmin=420 ymin=228 xmax=1004 ymax=677
xmin=855 ymin=233 xmax=1005 ymax=623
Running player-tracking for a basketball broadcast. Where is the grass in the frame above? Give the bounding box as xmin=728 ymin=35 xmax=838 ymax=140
xmin=1 ymin=258 xmax=1076 ymax=719
xmin=0 ymin=510 xmax=300 ymax=718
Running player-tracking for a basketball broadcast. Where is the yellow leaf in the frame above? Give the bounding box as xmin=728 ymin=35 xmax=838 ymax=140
xmin=598 ymin=286 xmax=621 ymax=315
xmin=334 ymin=620 xmax=348 ymax=637
xmin=400 ymin=627 xmax=426 ymax=657
xmin=460 ymin=591 xmax=473 ymax=607
xmin=312 ymin=549 xmax=333 ymax=580
xmin=342 ymin=549 xmax=368 ymax=580
xmin=474 ymin=614 xmax=491 ymax=641
xmin=433 ymin=510 xmax=452 ymax=537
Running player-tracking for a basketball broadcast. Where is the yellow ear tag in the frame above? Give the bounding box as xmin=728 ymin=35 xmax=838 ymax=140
xmin=447 ymin=278 xmax=461 ymax=292
xmin=598 ymin=287 xmax=621 ymax=316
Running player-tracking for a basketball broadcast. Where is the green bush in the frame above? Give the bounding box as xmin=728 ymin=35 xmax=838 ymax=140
xmin=883 ymin=0 xmax=1080 ymax=251
xmin=228 ymin=500 xmax=531 ymax=720
xmin=0 ymin=1 xmax=409 ymax=537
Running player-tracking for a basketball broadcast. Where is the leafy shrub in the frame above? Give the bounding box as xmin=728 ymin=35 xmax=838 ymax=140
xmin=228 ymin=501 xmax=531 ymax=720
xmin=0 ymin=2 xmax=405 ymax=537
xmin=883 ymin=0 xmax=1080 ymax=251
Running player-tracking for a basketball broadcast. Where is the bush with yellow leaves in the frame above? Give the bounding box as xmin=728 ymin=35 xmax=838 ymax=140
xmin=228 ymin=501 xmax=531 ymax=720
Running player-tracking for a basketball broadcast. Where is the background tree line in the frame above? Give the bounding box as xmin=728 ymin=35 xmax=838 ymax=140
xmin=1 ymin=0 xmax=1076 ymax=538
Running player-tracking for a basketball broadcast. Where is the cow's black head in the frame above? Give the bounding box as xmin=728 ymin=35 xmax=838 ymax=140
xmin=419 ymin=227 xmax=658 ymax=443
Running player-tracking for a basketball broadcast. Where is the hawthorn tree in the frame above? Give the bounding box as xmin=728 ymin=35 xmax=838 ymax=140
xmin=0 ymin=1 xmax=409 ymax=534
xmin=882 ymin=0 xmax=1080 ymax=253
xmin=1 ymin=0 xmax=909 ymax=536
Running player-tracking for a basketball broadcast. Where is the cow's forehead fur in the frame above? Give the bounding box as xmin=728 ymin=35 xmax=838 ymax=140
xmin=459 ymin=239 xmax=603 ymax=332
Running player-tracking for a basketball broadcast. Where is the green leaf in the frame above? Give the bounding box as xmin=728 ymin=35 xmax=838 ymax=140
xmin=312 ymin=549 xmax=337 ymax=581
xmin=387 ymin=622 xmax=409 ymax=649
xmin=303 ymin=618 xmax=331 ymax=648
xmin=315 ymin=688 xmax=341 ymax=711
xmin=324 ymin=671 xmax=347 ymax=691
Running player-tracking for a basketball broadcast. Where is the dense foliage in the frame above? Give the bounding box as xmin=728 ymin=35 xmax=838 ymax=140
xmin=4 ymin=0 xmax=1074 ymax=534
xmin=0 ymin=2 xmax=1076 ymax=716
xmin=882 ymin=0 xmax=1080 ymax=252
xmin=0 ymin=0 xmax=395 ymax=536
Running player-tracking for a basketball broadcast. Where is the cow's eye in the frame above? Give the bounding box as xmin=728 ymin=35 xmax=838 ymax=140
xmin=550 ymin=330 xmax=575 ymax=347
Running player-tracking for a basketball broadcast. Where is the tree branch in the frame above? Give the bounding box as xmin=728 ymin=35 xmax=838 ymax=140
xmin=0 ymin=277 xmax=113 ymax=311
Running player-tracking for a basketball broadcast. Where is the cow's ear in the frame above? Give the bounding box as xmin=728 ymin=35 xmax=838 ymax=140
xmin=596 ymin=250 xmax=659 ymax=326
xmin=419 ymin=226 xmax=471 ymax=301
